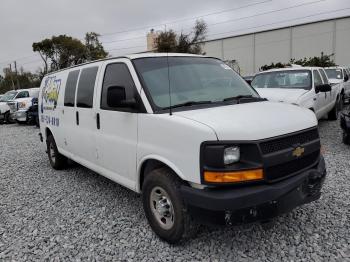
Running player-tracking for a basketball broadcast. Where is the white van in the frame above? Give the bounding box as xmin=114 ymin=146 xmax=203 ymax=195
xmin=251 ymin=67 xmax=341 ymax=120
xmin=39 ymin=53 xmax=326 ymax=243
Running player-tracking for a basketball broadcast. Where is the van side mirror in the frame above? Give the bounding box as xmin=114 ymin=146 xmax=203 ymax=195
xmin=344 ymin=75 xmax=349 ymax=82
xmin=107 ymin=86 xmax=137 ymax=108
xmin=315 ymin=84 xmax=332 ymax=93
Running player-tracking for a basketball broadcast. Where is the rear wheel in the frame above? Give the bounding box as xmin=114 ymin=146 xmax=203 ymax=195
xmin=4 ymin=112 xmax=15 ymax=124
xmin=142 ymin=168 xmax=198 ymax=244
xmin=47 ymin=135 xmax=67 ymax=170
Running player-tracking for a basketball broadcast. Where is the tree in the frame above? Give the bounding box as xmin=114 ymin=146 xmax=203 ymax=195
xmin=0 ymin=67 xmax=40 ymax=94
xmin=155 ymin=20 xmax=208 ymax=54
xmin=259 ymin=53 xmax=337 ymax=71
xmin=85 ymin=32 xmax=108 ymax=60
xmin=33 ymin=32 xmax=108 ymax=73
xmin=290 ymin=52 xmax=336 ymax=67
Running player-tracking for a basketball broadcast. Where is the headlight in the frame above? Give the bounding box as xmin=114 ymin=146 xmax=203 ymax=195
xmin=223 ymin=146 xmax=240 ymax=165
xmin=18 ymin=102 xmax=28 ymax=109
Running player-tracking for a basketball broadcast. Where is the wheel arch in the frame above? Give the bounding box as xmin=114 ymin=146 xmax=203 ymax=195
xmin=137 ymin=156 xmax=186 ymax=192
xmin=45 ymin=127 xmax=53 ymax=142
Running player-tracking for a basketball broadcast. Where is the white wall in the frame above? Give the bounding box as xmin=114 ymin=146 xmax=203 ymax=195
xmin=223 ymin=35 xmax=254 ymax=76
xmin=203 ymin=17 xmax=350 ymax=76
xmin=335 ymin=17 xmax=350 ymax=66
xmin=255 ymin=28 xmax=291 ymax=73
xmin=291 ymin=21 xmax=334 ymax=60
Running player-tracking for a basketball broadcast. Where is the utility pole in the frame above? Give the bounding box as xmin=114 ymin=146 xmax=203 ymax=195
xmin=8 ymin=64 xmax=15 ymax=90
xmin=14 ymin=61 xmax=20 ymax=90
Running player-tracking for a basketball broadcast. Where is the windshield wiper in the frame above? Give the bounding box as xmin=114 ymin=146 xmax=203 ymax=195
xmin=223 ymin=95 xmax=267 ymax=104
xmin=163 ymin=100 xmax=212 ymax=110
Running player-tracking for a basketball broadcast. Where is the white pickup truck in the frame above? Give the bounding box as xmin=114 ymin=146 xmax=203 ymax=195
xmin=0 ymin=88 xmax=40 ymax=123
xmin=251 ymin=67 xmax=341 ymax=120
xmin=325 ymin=67 xmax=350 ymax=103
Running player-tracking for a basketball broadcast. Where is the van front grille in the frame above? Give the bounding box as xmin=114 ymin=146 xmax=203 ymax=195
xmin=260 ymin=128 xmax=319 ymax=155
xmin=265 ymin=151 xmax=320 ymax=181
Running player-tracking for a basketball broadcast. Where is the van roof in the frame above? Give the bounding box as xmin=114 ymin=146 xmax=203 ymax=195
xmin=45 ymin=53 xmax=207 ymax=76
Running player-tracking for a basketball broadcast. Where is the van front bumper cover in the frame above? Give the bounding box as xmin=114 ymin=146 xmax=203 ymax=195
xmin=181 ymin=156 xmax=326 ymax=225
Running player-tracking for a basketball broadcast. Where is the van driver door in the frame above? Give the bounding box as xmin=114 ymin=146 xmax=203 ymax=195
xmin=94 ymin=60 xmax=139 ymax=190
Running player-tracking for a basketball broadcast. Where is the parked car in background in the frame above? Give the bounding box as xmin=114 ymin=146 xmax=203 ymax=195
xmin=39 ymin=53 xmax=326 ymax=243
xmin=324 ymin=67 xmax=350 ymax=103
xmin=251 ymin=67 xmax=341 ymax=120
xmin=243 ymin=75 xmax=254 ymax=85
xmin=9 ymin=88 xmax=40 ymax=124
xmin=0 ymin=90 xmax=19 ymax=123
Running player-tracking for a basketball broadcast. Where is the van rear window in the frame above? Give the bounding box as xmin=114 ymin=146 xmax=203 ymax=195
xmin=64 ymin=70 xmax=80 ymax=107
xmin=77 ymin=67 xmax=98 ymax=108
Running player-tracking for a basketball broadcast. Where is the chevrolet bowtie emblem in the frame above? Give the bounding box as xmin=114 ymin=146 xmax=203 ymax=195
xmin=292 ymin=146 xmax=305 ymax=158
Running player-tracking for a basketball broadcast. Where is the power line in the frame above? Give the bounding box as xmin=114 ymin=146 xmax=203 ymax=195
xmin=97 ymin=0 xmax=328 ymax=46
xmin=99 ymin=0 xmax=272 ymax=37
xmin=205 ymin=7 xmax=350 ymax=40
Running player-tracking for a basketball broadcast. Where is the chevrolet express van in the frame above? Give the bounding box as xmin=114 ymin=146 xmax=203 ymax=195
xmin=39 ymin=53 xmax=326 ymax=243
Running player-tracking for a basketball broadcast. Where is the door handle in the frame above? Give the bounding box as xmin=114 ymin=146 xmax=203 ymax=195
xmin=96 ymin=113 xmax=100 ymax=130
xmin=76 ymin=111 xmax=79 ymax=125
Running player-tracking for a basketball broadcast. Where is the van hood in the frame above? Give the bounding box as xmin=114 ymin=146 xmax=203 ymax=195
xmin=174 ymin=101 xmax=317 ymax=141
xmin=255 ymin=88 xmax=309 ymax=104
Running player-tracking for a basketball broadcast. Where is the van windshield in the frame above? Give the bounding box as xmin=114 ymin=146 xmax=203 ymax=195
xmin=0 ymin=91 xmax=17 ymax=102
xmin=325 ymin=69 xmax=343 ymax=80
xmin=251 ymin=70 xmax=312 ymax=90
xmin=133 ymin=57 xmax=258 ymax=110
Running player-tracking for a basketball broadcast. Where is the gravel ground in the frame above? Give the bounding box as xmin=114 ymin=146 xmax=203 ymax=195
xmin=0 ymin=120 xmax=349 ymax=261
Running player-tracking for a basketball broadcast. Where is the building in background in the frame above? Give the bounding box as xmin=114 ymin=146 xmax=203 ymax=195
xmin=203 ymin=16 xmax=350 ymax=76
xmin=147 ymin=29 xmax=158 ymax=52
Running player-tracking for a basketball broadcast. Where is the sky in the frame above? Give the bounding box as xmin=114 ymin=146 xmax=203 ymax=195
xmin=0 ymin=0 xmax=349 ymax=74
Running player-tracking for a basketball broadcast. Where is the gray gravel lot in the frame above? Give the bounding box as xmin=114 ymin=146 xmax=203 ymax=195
xmin=0 ymin=121 xmax=349 ymax=261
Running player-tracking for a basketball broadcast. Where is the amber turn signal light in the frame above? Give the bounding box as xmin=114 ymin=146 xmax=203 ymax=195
xmin=204 ymin=169 xmax=264 ymax=183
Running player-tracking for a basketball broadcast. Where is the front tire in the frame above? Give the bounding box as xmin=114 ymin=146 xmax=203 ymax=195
xmin=328 ymin=98 xmax=340 ymax=121
xmin=343 ymin=132 xmax=350 ymax=145
xmin=47 ymin=135 xmax=67 ymax=170
xmin=142 ymin=168 xmax=197 ymax=244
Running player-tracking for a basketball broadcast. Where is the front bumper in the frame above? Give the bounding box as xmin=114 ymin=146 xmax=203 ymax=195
xmin=15 ymin=110 xmax=28 ymax=122
xmin=181 ymin=156 xmax=326 ymax=225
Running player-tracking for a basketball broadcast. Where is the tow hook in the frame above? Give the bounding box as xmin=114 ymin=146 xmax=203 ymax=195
xmin=304 ymin=171 xmax=324 ymax=196
xmin=225 ymin=211 xmax=232 ymax=225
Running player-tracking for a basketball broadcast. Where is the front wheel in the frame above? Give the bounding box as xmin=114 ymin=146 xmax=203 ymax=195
xmin=47 ymin=135 xmax=67 ymax=170
xmin=328 ymin=98 xmax=340 ymax=121
xmin=343 ymin=132 xmax=350 ymax=145
xmin=142 ymin=168 xmax=197 ymax=244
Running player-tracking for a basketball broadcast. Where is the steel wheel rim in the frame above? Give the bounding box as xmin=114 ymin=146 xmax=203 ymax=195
xmin=150 ymin=186 xmax=175 ymax=230
xmin=49 ymin=143 xmax=56 ymax=164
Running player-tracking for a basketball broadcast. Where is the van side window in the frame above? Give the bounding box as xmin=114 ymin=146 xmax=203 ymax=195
xmin=16 ymin=91 xmax=29 ymax=98
xmin=319 ymin=69 xmax=328 ymax=84
xmin=313 ymin=70 xmax=323 ymax=87
xmin=101 ymin=63 xmax=136 ymax=111
xmin=77 ymin=67 xmax=98 ymax=108
xmin=64 ymin=70 xmax=80 ymax=107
